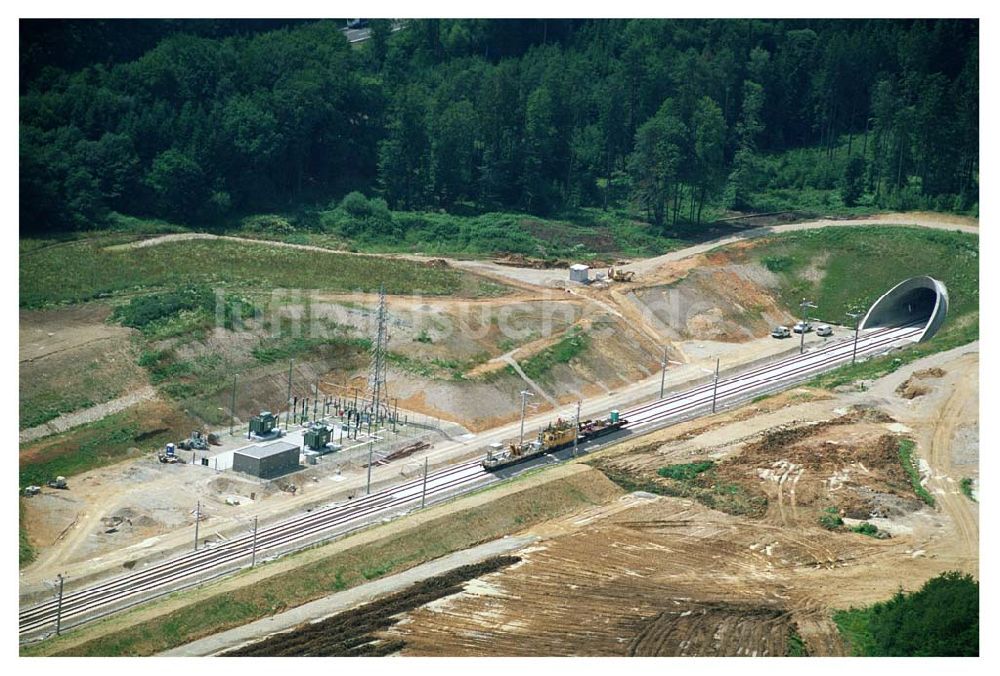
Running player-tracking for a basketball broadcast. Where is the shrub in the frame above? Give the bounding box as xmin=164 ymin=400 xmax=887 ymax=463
xmin=851 ymin=522 xmax=879 ymax=537
xmin=241 ymin=214 xmax=295 ymax=235
xmin=657 ymin=461 xmax=715 ymax=481
xmin=960 ymin=477 xmax=976 ymax=502
xmin=819 ymin=506 xmax=844 ymax=530
xmin=112 ymin=285 xmax=215 ymax=330
xmin=835 ymin=572 xmax=978 ymax=656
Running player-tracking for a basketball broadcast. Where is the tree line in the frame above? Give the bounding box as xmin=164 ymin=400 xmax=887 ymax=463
xmin=20 ymin=18 xmax=978 ymax=233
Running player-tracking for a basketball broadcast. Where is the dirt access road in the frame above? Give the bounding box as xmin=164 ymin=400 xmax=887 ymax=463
xmin=101 ymin=212 xmax=977 ymax=290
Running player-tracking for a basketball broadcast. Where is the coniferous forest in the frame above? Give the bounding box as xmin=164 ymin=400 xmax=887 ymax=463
xmin=20 ymin=19 xmax=978 ymax=235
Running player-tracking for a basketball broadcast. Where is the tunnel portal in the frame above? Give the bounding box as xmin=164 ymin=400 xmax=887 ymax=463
xmin=858 ymin=276 xmax=948 ymax=342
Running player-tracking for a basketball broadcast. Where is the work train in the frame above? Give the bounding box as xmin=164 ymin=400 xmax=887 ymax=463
xmin=482 ymin=410 xmax=627 ymax=471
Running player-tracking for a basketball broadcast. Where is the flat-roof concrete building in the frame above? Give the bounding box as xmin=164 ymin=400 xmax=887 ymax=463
xmin=569 ymin=263 xmax=590 ymax=283
xmin=233 ymin=441 xmax=301 ymax=479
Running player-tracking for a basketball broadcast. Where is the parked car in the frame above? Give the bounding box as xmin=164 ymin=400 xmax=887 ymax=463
xmin=771 ymin=325 xmax=791 ymax=338
xmin=816 ymin=324 xmax=833 ymax=337
xmin=792 ymin=321 xmax=813 ymax=334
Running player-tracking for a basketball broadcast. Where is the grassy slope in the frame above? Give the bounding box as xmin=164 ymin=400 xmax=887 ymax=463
xmin=19 ymin=237 xmax=506 ymax=308
xmin=19 ymin=400 xmax=197 ymax=487
xmin=745 ymin=226 xmax=978 ymax=387
xmin=19 ymin=336 xmax=144 ymax=430
xmin=31 ymin=468 xmax=620 ymax=656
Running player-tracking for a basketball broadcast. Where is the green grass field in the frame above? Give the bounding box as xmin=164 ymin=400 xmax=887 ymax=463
xmin=751 ymin=226 xmax=978 ymax=324
xmin=19 ymin=237 xmax=507 ymax=308
xmin=19 ymin=401 xmax=195 ymax=488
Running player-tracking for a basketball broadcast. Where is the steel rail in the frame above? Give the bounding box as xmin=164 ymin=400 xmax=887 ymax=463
xmin=18 ymin=320 xmax=925 ymax=638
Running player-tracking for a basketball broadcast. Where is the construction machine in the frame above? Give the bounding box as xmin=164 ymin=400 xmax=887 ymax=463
xmin=607 ymin=267 xmax=635 ymax=282
xmin=46 ymin=476 xmax=68 ymax=489
xmin=178 ymin=431 xmax=209 ymax=451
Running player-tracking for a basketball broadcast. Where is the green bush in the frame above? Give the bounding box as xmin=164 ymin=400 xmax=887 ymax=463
xmin=112 ymin=285 xmax=215 ymax=330
xmin=761 ymin=255 xmax=795 ymax=273
xmin=851 ymin=522 xmax=879 ymax=537
xmin=819 ymin=506 xmax=844 ymax=530
xmin=241 ymin=214 xmax=295 ymax=235
xmin=834 ymin=572 xmax=978 ymax=656
xmin=657 ymin=461 xmax=715 ymax=481
xmin=960 ymin=477 xmax=976 ymax=502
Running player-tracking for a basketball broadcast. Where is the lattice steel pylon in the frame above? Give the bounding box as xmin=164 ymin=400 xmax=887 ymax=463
xmin=367 ymin=283 xmax=391 ymax=421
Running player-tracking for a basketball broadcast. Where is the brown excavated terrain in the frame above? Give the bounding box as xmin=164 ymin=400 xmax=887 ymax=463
xmin=373 ymin=347 xmax=977 ymax=656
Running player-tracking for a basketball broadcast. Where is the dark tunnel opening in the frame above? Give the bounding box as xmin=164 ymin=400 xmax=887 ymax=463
xmin=863 ymin=286 xmax=937 ymax=330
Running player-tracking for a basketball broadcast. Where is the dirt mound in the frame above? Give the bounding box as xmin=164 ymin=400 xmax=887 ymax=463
xmin=896 ymin=367 xmax=947 ymax=399
xmin=896 ymin=379 xmax=930 ymax=399
xmin=493 ymin=253 xmax=561 ymax=269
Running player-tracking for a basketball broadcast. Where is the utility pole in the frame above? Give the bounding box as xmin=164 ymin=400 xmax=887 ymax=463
xmin=194 ymin=501 xmax=201 ymax=551
xmin=285 ymin=360 xmax=293 ymax=430
xmin=229 ymin=375 xmax=238 ymax=435
xmin=711 ymin=358 xmax=720 ymax=413
xmin=518 ymin=390 xmax=534 ymax=448
xmin=54 ymin=573 xmax=64 ymax=636
xmin=366 ymin=440 xmax=374 ymax=495
xmin=799 ymin=299 xmax=817 ymax=354
xmin=847 ymin=310 xmax=862 ymax=364
xmin=250 ymin=516 xmax=259 ymax=568
xmin=660 ymin=347 xmax=681 ymax=399
xmin=660 ymin=345 xmax=669 ymax=398
xmin=573 ymin=400 xmax=581 ymax=457
xmin=421 ymin=456 xmax=429 ymax=508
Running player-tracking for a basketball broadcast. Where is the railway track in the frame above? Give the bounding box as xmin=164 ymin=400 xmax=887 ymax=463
xmin=18 ymin=321 xmax=922 ymax=640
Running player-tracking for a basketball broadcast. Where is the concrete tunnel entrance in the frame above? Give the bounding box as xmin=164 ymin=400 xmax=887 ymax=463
xmin=858 ymin=276 xmax=949 ymax=342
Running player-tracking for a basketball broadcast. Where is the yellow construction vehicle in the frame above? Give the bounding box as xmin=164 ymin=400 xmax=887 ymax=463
xmin=607 ymin=267 xmax=635 ymax=282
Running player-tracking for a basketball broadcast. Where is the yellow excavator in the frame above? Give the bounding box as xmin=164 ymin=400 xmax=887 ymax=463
xmin=607 ymin=267 xmax=635 ymax=282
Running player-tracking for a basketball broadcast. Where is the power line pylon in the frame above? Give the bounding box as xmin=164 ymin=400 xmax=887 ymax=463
xmin=367 ymin=283 xmax=390 ymax=423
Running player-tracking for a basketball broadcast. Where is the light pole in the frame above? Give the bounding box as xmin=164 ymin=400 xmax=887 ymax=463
xmin=250 ymin=515 xmax=259 ymax=568
xmin=847 ymin=310 xmax=863 ymax=364
xmin=54 ymin=573 xmax=64 ymax=636
xmin=711 ymin=358 xmax=720 ymax=413
xmin=799 ymin=299 xmax=817 ymax=354
xmin=420 ymin=456 xmax=429 ymax=508
xmin=701 ymin=358 xmax=721 ymax=413
xmin=573 ymin=400 xmax=581 ymax=457
xmin=285 ymin=359 xmax=293 ymax=430
xmin=660 ymin=345 xmax=682 ymax=398
xmin=230 ymin=374 xmax=238 ymax=435
xmin=366 ymin=440 xmax=374 ymax=495
xmin=518 ymin=390 xmax=534 ymax=448
xmin=193 ymin=500 xmax=201 ymax=551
